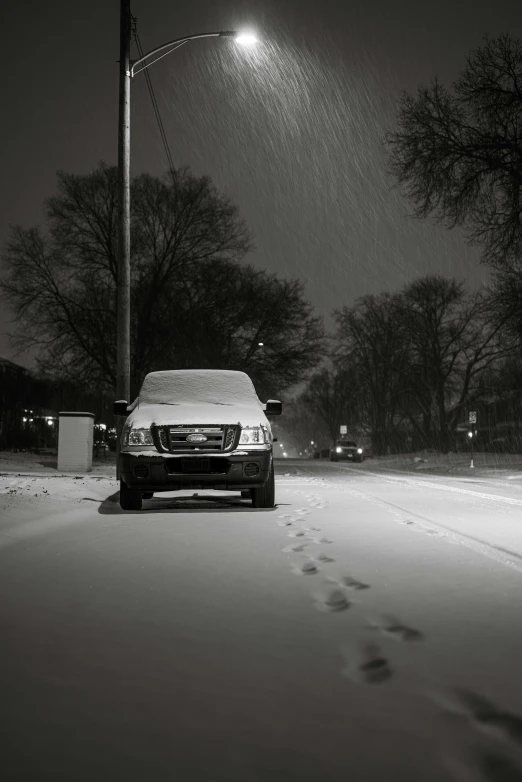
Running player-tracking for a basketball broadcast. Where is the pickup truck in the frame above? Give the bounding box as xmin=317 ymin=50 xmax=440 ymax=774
xmin=114 ymin=369 xmax=282 ymax=510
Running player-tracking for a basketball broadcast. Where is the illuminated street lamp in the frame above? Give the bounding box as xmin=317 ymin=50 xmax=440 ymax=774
xmin=235 ymin=32 xmax=258 ymax=45
xmin=116 ymin=0 xmax=257 ymax=474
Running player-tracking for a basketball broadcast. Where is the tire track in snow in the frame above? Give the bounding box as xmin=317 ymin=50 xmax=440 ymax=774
xmin=344 ymin=487 xmax=522 ymax=575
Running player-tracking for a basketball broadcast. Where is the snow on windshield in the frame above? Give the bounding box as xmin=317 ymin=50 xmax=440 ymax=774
xmin=138 ymin=370 xmax=262 ymax=407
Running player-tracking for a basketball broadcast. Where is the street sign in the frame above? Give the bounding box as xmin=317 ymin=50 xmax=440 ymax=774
xmin=340 ymin=425 xmax=347 ymax=435
xmin=469 ymin=411 xmax=477 ymax=424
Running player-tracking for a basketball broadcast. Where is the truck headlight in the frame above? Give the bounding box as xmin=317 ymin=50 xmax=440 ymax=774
xmin=239 ymin=426 xmax=266 ymax=445
xmin=125 ymin=428 xmax=154 ymax=446
xmin=336 ymin=446 xmax=342 ymax=453
xmin=357 ymin=448 xmax=363 ymax=454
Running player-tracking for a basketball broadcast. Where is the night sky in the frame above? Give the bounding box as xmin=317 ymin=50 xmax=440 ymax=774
xmin=1 ymin=0 xmax=521 ymax=366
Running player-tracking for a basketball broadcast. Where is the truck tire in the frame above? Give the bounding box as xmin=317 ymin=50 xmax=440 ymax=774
xmin=119 ymin=480 xmax=143 ymax=510
xmin=142 ymin=492 xmax=154 ymax=499
xmin=330 ymin=454 xmax=338 ymax=462
xmin=241 ymin=489 xmax=251 ymax=499
xmin=251 ymin=462 xmax=275 ymax=508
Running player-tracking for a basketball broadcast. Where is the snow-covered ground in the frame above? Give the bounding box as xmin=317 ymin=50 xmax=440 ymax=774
xmin=2 ymin=458 xmax=522 ymax=781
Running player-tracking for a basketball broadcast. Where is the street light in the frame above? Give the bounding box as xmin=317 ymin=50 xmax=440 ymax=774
xmin=116 ymin=0 xmax=257 ymax=474
xmin=235 ymin=32 xmax=258 ymax=46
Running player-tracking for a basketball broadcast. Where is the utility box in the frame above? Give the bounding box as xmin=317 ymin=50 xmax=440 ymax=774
xmin=57 ymin=412 xmax=94 ymax=473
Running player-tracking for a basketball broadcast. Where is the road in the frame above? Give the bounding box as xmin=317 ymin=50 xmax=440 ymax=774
xmin=2 ymin=459 xmax=522 ymax=782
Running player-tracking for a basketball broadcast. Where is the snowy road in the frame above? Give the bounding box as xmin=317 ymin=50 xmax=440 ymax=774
xmin=2 ymin=461 xmax=522 ymax=781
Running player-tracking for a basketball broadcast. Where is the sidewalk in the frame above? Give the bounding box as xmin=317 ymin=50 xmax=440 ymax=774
xmin=358 ymin=450 xmax=522 ymax=484
xmin=0 ymin=450 xmax=116 ymax=479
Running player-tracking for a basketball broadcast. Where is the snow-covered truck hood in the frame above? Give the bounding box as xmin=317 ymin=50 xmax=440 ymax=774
xmin=126 ymin=402 xmax=268 ymax=429
xmin=126 ymin=370 xmax=269 ymax=428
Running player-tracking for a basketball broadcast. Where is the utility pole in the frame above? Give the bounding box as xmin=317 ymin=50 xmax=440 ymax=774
xmin=116 ymin=0 xmax=131 ymax=478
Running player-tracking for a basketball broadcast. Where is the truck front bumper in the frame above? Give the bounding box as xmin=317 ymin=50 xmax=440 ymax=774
xmin=119 ymin=449 xmax=272 ymax=492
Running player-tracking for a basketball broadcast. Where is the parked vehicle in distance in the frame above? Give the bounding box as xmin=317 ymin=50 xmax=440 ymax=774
xmin=330 ymin=439 xmax=365 ymax=463
xmin=114 ymin=370 xmax=282 ymax=511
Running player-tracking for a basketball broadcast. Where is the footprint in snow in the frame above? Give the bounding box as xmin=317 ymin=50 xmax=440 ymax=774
xmin=287 ymin=530 xmax=308 ymax=538
xmin=425 ymin=529 xmax=444 ymax=536
xmin=451 ymin=689 xmax=522 ymax=748
xmin=367 ymin=613 xmax=424 ymax=642
xmin=292 ymin=559 xmax=319 ymax=576
xmin=310 ymin=536 xmax=333 ymax=545
xmin=316 ymin=553 xmax=335 ymax=563
xmin=313 ymin=587 xmax=351 ymax=613
xmin=329 ymin=575 xmax=370 ymax=591
xmin=479 ymin=752 xmax=522 ymax=782
xmin=341 ymin=643 xmax=393 ymax=684
xmin=282 ymin=542 xmax=309 ymax=553
xmin=277 ymin=520 xmax=293 ymax=527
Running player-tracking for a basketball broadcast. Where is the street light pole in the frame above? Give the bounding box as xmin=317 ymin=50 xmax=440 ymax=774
xmin=116 ymin=0 xmax=131 ymax=477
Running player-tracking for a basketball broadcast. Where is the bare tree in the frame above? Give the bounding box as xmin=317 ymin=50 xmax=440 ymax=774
xmin=302 ymin=367 xmax=364 ymax=446
xmin=1 ymin=163 xmax=324 ymax=397
xmin=388 ymin=35 xmax=522 ymax=271
xmin=333 ymin=293 xmax=411 ymax=453
xmin=397 ymin=276 xmax=514 ymax=451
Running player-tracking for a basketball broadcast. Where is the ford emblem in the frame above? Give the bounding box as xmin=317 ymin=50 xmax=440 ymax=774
xmin=187 ymin=434 xmax=207 ymax=443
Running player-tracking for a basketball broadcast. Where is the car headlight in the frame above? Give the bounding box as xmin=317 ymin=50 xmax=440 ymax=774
xmin=239 ymin=426 xmax=266 ymax=445
xmin=125 ymin=428 xmax=154 ymax=446
xmin=357 ymin=448 xmax=363 ymax=454
xmin=336 ymin=446 xmax=342 ymax=453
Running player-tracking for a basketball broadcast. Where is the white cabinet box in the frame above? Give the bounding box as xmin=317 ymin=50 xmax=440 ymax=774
xmin=57 ymin=412 xmax=94 ymax=472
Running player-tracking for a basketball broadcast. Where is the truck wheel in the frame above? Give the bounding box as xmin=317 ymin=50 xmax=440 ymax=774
xmin=241 ymin=490 xmax=251 ymax=499
xmin=251 ymin=463 xmax=275 ymax=508
xmin=330 ymin=455 xmax=338 ymax=462
xmin=119 ymin=480 xmax=142 ymax=510
xmin=142 ymin=492 xmax=154 ymax=499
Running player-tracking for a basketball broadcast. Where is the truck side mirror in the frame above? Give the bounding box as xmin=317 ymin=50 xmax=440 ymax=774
xmin=113 ymin=400 xmax=129 ymax=417
xmin=265 ymin=399 xmax=282 ymax=416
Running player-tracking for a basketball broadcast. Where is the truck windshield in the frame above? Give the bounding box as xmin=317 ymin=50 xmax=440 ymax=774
xmin=138 ymin=370 xmax=262 ymax=407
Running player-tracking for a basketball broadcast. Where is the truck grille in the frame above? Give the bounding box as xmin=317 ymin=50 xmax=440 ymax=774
xmin=154 ymin=425 xmax=238 ymax=454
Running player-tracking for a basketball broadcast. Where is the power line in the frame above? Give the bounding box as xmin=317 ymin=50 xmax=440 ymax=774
xmin=131 ymin=16 xmax=176 ymax=176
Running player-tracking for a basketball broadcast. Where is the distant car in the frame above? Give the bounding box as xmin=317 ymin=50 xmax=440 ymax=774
xmin=330 ymin=440 xmax=365 ymax=463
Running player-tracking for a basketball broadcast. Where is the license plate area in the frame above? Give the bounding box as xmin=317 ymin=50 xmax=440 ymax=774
xmin=181 ymin=458 xmax=211 ymax=474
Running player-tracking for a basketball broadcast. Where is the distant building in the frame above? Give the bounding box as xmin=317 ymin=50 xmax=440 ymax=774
xmin=0 ymin=357 xmax=57 ymax=450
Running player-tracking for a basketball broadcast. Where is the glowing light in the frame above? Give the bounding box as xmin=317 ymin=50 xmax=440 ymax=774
xmin=235 ymin=32 xmax=258 ymax=46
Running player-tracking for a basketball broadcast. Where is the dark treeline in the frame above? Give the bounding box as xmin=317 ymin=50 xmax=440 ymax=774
xmin=0 ymin=358 xmax=114 ymax=450
xmin=299 ymin=275 xmax=521 ymax=455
